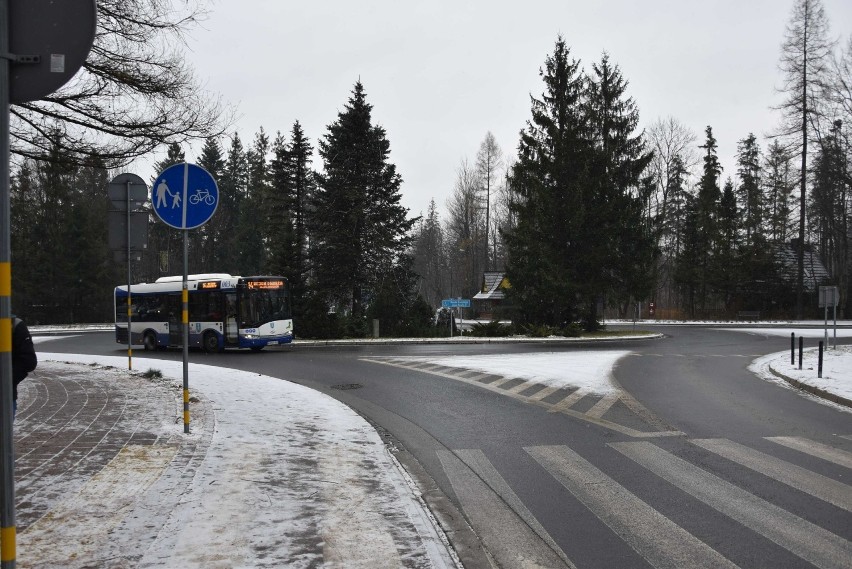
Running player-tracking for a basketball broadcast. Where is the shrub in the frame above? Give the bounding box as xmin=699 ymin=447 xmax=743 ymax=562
xmin=468 ymin=320 xmax=512 ymax=337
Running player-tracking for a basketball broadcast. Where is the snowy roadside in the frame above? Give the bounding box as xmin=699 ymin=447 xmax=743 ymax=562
xmin=727 ymin=327 xmax=852 ymax=411
xmin=32 ymin=351 xmax=458 ymax=569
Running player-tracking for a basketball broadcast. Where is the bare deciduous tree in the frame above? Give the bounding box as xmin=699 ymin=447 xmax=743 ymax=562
xmin=475 ymin=132 xmax=503 ymax=271
xmin=10 ymin=0 xmax=231 ymax=166
xmin=774 ymin=0 xmax=835 ymax=318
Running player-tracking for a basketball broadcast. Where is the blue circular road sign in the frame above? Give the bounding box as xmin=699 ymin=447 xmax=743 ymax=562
xmin=152 ymin=163 xmax=219 ymax=230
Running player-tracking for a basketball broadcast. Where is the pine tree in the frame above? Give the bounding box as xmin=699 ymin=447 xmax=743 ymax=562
xmin=411 ymin=199 xmax=446 ymax=306
xmin=236 ymin=130 xmax=270 ymax=274
xmin=266 ymin=131 xmax=295 ymax=277
xmin=735 ymin=134 xmax=764 ymax=248
xmin=216 ymin=134 xmax=249 ymax=272
xmin=809 ymin=127 xmax=848 ymax=308
xmin=713 ymin=179 xmax=740 ymax=310
xmin=763 ymin=140 xmax=796 ymax=245
xmin=505 ymin=37 xmax=589 ymax=327
xmin=283 ymin=121 xmax=314 ymax=310
xmin=146 ymin=142 xmax=186 ymax=278
xmin=584 ymin=52 xmax=655 ymax=322
xmin=312 ymin=82 xmax=415 ymax=323
xmin=694 ymin=126 xmax=723 ymax=313
xmin=196 ymin=137 xmax=226 ymax=270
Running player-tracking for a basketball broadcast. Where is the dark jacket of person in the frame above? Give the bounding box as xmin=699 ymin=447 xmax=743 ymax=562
xmin=12 ymin=317 xmax=37 ymax=401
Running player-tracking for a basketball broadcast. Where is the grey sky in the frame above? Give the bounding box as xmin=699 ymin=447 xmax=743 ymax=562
xmin=150 ymin=0 xmax=852 ymax=220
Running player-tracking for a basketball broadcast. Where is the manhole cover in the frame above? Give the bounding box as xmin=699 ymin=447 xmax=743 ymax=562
xmin=330 ymin=383 xmax=363 ymax=391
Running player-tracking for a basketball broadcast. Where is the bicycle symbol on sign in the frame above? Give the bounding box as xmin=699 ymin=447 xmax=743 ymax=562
xmin=189 ymin=188 xmax=216 ymax=206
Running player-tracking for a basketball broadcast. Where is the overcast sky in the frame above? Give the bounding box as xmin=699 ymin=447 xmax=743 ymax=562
xmin=148 ymin=0 xmax=852 ymax=220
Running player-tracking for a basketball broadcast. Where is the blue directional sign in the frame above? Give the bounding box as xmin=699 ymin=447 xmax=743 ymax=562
xmin=152 ymin=163 xmax=219 ymax=230
xmin=441 ymin=298 xmax=471 ymax=308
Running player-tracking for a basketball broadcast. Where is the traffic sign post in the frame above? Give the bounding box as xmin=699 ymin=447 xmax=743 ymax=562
xmin=152 ymin=163 xmax=218 ymax=230
xmin=819 ymin=286 xmax=839 ymax=350
xmin=441 ymin=299 xmax=471 ymax=336
xmin=2 ymin=2 xmax=97 ymax=566
xmin=152 ymin=163 xmax=219 ymax=435
xmin=108 ymin=173 xmax=148 ymax=372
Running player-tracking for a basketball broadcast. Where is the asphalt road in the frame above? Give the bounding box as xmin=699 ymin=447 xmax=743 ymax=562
xmin=40 ymin=328 xmax=852 ymax=569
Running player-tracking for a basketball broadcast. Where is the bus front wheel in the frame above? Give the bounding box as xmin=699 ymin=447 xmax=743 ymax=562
xmin=203 ymin=332 xmax=220 ymax=354
xmin=143 ymin=332 xmax=157 ymax=351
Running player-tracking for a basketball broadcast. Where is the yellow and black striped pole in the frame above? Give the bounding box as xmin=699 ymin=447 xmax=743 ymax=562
xmin=182 ymin=284 xmax=190 ymax=433
xmin=181 ymin=164 xmax=190 ymax=434
xmin=0 ymin=267 xmax=15 ymax=568
xmin=1 ymin=1 xmax=16 ymax=564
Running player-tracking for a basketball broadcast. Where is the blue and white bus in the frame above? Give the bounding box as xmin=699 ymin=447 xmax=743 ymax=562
xmin=115 ymin=274 xmax=293 ymax=352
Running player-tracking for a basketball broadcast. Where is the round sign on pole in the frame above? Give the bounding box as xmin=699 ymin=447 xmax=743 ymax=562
xmin=8 ymin=0 xmax=97 ymax=104
xmin=152 ymin=163 xmax=218 ymax=230
xmin=108 ymin=173 xmax=148 ymax=210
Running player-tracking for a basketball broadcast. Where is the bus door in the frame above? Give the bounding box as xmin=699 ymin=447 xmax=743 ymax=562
xmin=225 ymin=293 xmax=238 ymax=345
xmin=168 ymin=294 xmax=182 ymax=346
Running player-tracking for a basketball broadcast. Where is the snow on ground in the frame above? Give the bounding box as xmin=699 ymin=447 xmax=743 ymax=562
xmin=396 ymin=351 xmax=632 ymax=394
xmin=21 ymin=325 xmax=851 ymax=566
xmin=33 ymin=351 xmax=456 ymax=569
xmin=748 ymin=344 xmax=852 ymax=407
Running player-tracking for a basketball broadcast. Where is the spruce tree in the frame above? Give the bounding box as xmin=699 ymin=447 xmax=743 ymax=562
xmin=713 ymin=179 xmax=740 ymax=310
xmin=695 ymin=126 xmax=723 ymax=313
xmin=735 ymin=134 xmax=764 ymax=248
xmin=236 ymin=130 xmax=270 ymax=274
xmin=763 ymin=140 xmax=796 ymax=245
xmin=196 ymin=137 xmax=226 ymax=270
xmin=505 ymin=37 xmax=588 ymax=327
xmin=216 ymin=134 xmax=249 ymax=272
xmin=147 ymin=142 xmax=186 ymax=278
xmin=584 ymin=53 xmax=655 ymax=323
xmin=283 ymin=121 xmax=314 ymax=310
xmin=266 ymin=131 xmax=295 ymax=277
xmin=312 ymin=82 xmax=415 ymax=323
xmin=411 ymin=199 xmax=446 ymax=307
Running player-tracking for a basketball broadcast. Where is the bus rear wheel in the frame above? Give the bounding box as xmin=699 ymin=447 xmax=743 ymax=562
xmin=203 ymin=332 xmax=220 ymax=354
xmin=143 ymin=332 xmax=157 ymax=351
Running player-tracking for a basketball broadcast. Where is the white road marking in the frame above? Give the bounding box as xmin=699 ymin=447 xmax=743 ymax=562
xmin=437 ymin=449 xmax=575 ymax=568
xmin=548 ymin=388 xmax=591 ymax=413
xmin=767 ymin=437 xmax=852 ymax=470
xmin=586 ymin=391 xmax=621 ymax=419
xmin=611 ymin=441 xmax=852 ymax=569
xmin=526 ymin=445 xmax=736 ymax=569
xmin=693 ymin=438 xmax=852 ymax=512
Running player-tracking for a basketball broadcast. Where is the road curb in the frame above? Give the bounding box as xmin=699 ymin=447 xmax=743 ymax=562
xmin=290 ymin=333 xmax=665 ymax=347
xmin=767 ymin=365 xmax=852 ymax=409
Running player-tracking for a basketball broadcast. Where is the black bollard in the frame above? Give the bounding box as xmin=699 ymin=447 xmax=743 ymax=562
xmin=818 ymin=341 xmax=823 ymax=379
xmin=791 ymin=332 xmax=795 ymax=365
xmin=799 ymin=336 xmax=804 ymax=370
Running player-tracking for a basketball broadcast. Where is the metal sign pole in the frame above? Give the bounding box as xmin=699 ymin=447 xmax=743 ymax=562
xmin=832 ymin=287 xmax=837 ymax=350
xmin=0 ymin=1 xmax=17 ymax=565
xmin=126 ymin=180 xmax=132 ymax=370
xmin=181 ymin=164 xmax=190 ymax=434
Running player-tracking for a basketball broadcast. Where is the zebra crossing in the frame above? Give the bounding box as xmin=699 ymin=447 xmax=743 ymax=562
xmin=361 ymin=356 xmax=681 ymax=438
xmin=441 ymin=436 xmax=852 ymax=569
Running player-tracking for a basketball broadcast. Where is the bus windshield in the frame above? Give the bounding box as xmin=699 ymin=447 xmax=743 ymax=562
xmin=239 ymin=286 xmax=291 ymax=328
